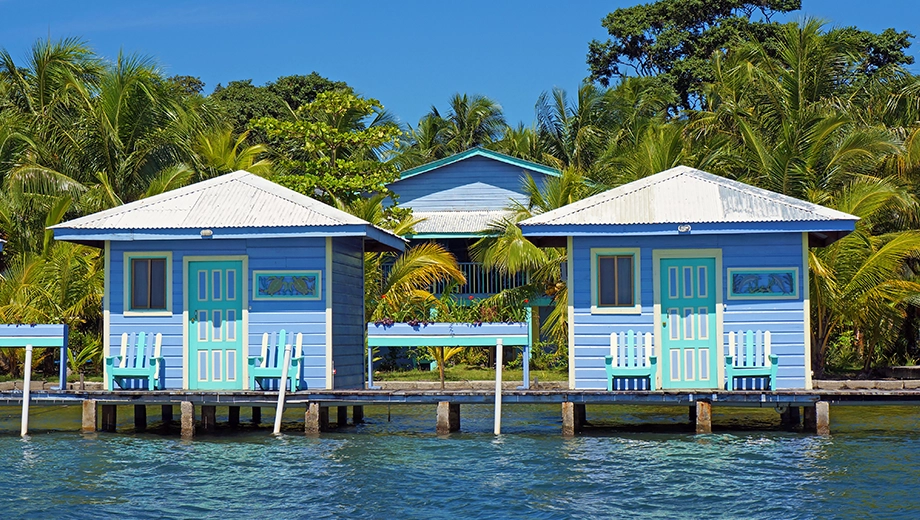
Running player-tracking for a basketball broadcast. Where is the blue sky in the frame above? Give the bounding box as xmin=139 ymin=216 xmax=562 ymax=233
xmin=1 ymin=1 xmax=917 ymax=127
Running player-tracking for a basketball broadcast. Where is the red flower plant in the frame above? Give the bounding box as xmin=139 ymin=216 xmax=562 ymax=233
xmin=468 ymin=295 xmax=474 ymax=300
xmin=524 ymin=299 xmax=529 ymax=304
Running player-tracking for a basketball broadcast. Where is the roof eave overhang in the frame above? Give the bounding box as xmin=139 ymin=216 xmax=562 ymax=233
xmin=53 ymin=224 xmax=407 ymax=253
xmin=519 ymin=220 xmax=859 ymax=247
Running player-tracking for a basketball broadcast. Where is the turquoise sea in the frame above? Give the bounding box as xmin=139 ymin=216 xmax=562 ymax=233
xmin=1 ymin=403 xmax=919 ymax=519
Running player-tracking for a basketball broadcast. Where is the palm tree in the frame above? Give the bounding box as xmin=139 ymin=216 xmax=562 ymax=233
xmin=396 ymin=93 xmax=508 ymax=169
xmin=470 ymin=168 xmax=598 ymax=349
xmin=810 ymin=179 xmax=920 ymax=375
xmin=194 ymin=128 xmax=272 ymax=179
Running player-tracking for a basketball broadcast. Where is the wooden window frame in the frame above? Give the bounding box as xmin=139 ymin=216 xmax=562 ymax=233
xmin=590 ymin=248 xmax=641 ymax=315
xmin=124 ymin=252 xmax=173 ymax=317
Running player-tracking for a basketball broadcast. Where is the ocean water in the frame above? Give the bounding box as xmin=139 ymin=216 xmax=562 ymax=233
xmin=1 ymin=403 xmax=919 ymax=519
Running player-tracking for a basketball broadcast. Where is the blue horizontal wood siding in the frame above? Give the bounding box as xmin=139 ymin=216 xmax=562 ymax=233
xmin=388 ymin=155 xmax=553 ymax=211
xmin=108 ymin=237 xmax=330 ymax=390
xmin=331 ymin=237 xmax=366 ymax=389
xmin=570 ymin=233 xmax=807 ymax=390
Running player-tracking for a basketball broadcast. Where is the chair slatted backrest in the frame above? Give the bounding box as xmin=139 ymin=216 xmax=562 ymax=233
xmin=726 ymin=330 xmax=772 ymax=367
xmin=118 ymin=332 xmax=163 ymax=370
xmin=610 ymin=330 xmax=654 ymax=368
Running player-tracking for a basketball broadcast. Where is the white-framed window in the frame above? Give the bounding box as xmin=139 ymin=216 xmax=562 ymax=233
xmin=590 ymin=248 xmax=641 ymax=314
xmin=124 ymin=252 xmax=173 ymax=316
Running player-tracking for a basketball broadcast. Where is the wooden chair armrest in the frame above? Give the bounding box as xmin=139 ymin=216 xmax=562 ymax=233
xmin=247 ymin=356 xmax=264 ymax=367
xmin=105 ymin=356 xmax=122 ymax=368
xmin=768 ymin=354 xmax=778 ymax=364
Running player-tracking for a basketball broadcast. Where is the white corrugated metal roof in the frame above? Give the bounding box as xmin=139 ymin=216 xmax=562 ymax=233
xmin=520 ymin=166 xmax=857 ymax=226
xmin=52 ymin=170 xmax=369 ymax=230
xmin=411 ymin=210 xmax=512 ymax=234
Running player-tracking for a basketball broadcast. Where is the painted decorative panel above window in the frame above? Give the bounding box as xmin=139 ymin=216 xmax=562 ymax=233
xmin=727 ymin=267 xmax=799 ymax=300
xmin=252 ymin=270 xmax=322 ymax=301
xmin=590 ymin=248 xmax=641 ymax=314
xmin=124 ymin=252 xmax=172 ymax=316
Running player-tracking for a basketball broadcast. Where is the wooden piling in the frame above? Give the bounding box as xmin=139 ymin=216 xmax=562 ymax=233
xmin=562 ymin=402 xmax=585 ymax=436
xmin=815 ymin=401 xmax=830 ymax=435
xmin=305 ymin=402 xmax=328 ymax=433
xmin=337 ymin=406 xmax=348 ymax=428
xmin=695 ymin=401 xmax=712 ymax=434
xmin=804 ymin=401 xmax=830 ymax=435
xmin=252 ymin=407 xmax=261 ymax=425
xmin=201 ymin=405 xmax=217 ymax=433
xmin=161 ymin=405 xmax=173 ymax=424
xmin=781 ymin=406 xmax=801 ymax=428
xmin=134 ymin=405 xmax=147 ymax=431
xmin=228 ymin=406 xmax=240 ymax=427
xmin=436 ymin=401 xmax=460 ymax=434
xmin=81 ymin=400 xmax=97 ymax=433
xmin=353 ymin=405 xmax=364 ymax=424
xmin=180 ymin=401 xmax=195 ymax=439
xmin=101 ymin=405 xmax=117 ymax=432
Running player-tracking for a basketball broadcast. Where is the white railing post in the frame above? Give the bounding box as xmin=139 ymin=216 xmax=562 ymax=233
xmin=21 ymin=344 xmax=33 ymax=437
xmin=272 ymin=342 xmax=293 ymax=435
xmin=494 ymin=338 xmax=503 ymax=435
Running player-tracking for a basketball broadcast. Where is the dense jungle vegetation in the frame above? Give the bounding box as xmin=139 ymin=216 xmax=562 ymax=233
xmin=2 ymin=0 xmax=919 ymax=379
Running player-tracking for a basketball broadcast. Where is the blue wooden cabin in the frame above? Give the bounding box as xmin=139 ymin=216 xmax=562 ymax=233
xmin=386 ymin=147 xmax=559 ymax=297
xmin=51 ymin=171 xmax=404 ymax=391
xmin=519 ymin=166 xmax=857 ymax=390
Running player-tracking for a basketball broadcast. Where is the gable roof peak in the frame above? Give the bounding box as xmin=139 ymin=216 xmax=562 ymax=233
xmin=393 ymin=147 xmax=560 ymax=182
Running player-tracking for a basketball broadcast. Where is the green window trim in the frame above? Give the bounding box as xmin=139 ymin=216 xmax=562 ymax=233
xmin=124 ymin=252 xmax=173 ymax=316
xmin=590 ymin=248 xmax=641 ymax=315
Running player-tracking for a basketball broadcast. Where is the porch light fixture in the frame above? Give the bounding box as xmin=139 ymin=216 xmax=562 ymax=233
xmin=677 ymin=224 xmax=691 ymax=233
xmin=200 ymin=229 xmax=213 ymax=238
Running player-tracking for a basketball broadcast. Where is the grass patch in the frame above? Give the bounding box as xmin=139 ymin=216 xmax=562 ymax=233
xmin=376 ymin=365 xmax=567 ymax=382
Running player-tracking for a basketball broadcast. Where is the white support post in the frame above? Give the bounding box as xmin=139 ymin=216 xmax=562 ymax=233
xmin=272 ymin=342 xmax=293 ymax=435
xmin=494 ymin=338 xmax=503 ymax=435
xmin=21 ymin=344 xmax=33 ymax=437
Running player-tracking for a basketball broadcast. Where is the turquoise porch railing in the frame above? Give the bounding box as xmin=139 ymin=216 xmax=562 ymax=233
xmin=382 ymin=261 xmax=528 ymax=296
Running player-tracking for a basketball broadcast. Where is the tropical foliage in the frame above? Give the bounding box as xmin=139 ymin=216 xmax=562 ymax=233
xmin=2 ymin=2 xmax=920 ymax=379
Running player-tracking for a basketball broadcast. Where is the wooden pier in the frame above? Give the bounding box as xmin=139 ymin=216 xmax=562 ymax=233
xmin=4 ymin=388 xmax=920 ymax=438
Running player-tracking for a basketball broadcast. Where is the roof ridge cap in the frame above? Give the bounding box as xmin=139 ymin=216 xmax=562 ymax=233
xmin=235 ymin=174 xmax=362 ymax=226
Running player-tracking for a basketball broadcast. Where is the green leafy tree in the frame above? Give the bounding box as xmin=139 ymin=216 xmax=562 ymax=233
xmin=587 ymin=0 xmax=913 ymax=110
xmin=210 ymin=73 xmax=349 ymax=137
xmin=252 ymin=90 xmax=402 ymax=204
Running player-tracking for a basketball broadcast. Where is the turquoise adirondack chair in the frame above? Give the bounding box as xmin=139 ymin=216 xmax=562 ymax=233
xmin=248 ymin=330 xmax=305 ymax=391
xmin=724 ymin=330 xmax=778 ymax=390
xmin=106 ymin=332 xmax=164 ymax=390
xmin=605 ymin=330 xmax=657 ymax=391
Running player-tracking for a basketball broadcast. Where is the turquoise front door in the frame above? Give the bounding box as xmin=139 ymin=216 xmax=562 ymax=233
xmin=660 ymin=257 xmax=717 ymax=389
xmin=188 ymin=260 xmax=244 ymax=390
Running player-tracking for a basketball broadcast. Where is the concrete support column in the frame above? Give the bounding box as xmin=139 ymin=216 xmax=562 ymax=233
xmin=562 ymin=402 xmax=585 ymax=436
xmin=337 ymin=406 xmax=348 ymax=428
xmin=804 ymin=402 xmax=830 ymax=435
xmin=161 ymin=405 xmax=173 ymax=424
xmin=695 ymin=401 xmax=712 ymax=434
xmin=781 ymin=406 xmax=801 ymax=428
xmin=180 ymin=401 xmax=195 ymax=439
xmin=305 ymin=402 xmax=328 ymax=434
xmin=228 ymin=406 xmax=240 ymax=428
xmin=252 ymin=407 xmax=261 ymax=425
xmin=134 ymin=405 xmax=147 ymax=431
xmin=436 ymin=401 xmax=460 ymax=434
xmin=201 ymin=405 xmax=217 ymax=433
xmin=101 ymin=405 xmax=117 ymax=432
xmin=353 ymin=405 xmax=364 ymax=425
xmin=81 ymin=400 xmax=97 ymax=433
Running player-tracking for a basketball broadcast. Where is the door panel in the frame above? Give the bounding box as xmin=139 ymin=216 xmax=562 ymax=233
xmin=188 ymin=260 xmax=244 ymax=390
xmin=660 ymin=257 xmax=717 ymax=389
